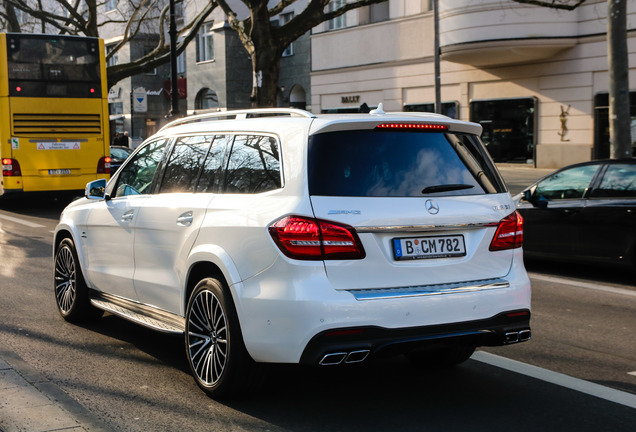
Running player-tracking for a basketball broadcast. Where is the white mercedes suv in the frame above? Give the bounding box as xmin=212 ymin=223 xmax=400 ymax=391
xmin=54 ymin=107 xmax=531 ymax=398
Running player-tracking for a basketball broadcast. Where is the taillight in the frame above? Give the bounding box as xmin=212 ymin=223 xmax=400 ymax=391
xmin=2 ymin=158 xmax=21 ymax=176
xmin=269 ymin=215 xmax=366 ymax=260
xmin=97 ymin=156 xmax=111 ymax=174
xmin=489 ymin=211 xmax=524 ymax=251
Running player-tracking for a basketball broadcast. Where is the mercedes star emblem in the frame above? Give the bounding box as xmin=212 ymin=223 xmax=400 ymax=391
xmin=425 ymin=199 xmax=440 ymax=215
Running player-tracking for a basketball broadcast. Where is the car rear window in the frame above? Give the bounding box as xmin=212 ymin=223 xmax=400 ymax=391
xmin=308 ymin=130 xmax=505 ymax=197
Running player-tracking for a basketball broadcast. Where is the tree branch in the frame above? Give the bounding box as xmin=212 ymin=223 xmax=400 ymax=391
xmin=510 ymin=0 xmax=587 ymax=10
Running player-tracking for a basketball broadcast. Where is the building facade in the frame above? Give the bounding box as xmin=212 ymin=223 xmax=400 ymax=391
xmin=184 ymin=0 xmax=311 ymax=115
xmin=311 ymin=0 xmax=636 ymax=168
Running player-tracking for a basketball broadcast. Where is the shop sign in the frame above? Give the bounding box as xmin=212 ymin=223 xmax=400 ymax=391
xmin=341 ymin=95 xmax=360 ymax=104
xmin=108 ymin=87 xmax=121 ymax=102
xmin=133 ymin=87 xmax=148 ymax=113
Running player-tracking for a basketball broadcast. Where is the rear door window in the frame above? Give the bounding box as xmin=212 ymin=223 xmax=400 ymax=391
xmin=160 ymin=135 xmax=214 ymax=193
xmin=590 ymin=163 xmax=636 ymax=198
xmin=196 ymin=135 xmax=232 ymax=193
xmin=308 ymin=130 xmax=502 ymax=197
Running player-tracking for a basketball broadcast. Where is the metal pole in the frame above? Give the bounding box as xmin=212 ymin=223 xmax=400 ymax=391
xmin=168 ymin=0 xmax=180 ymax=117
xmin=433 ymin=0 xmax=441 ymax=115
xmin=129 ymin=91 xmax=134 ymax=136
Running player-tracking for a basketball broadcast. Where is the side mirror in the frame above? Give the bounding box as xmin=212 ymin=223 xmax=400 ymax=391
xmin=86 ymin=178 xmax=107 ymax=200
xmin=523 ymin=189 xmax=532 ymax=202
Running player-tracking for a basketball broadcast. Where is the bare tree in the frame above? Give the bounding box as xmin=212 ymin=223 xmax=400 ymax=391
xmin=1 ymin=0 xmax=217 ymax=88
xmin=512 ymin=0 xmax=632 ymax=159
xmin=216 ymin=0 xmax=389 ymax=107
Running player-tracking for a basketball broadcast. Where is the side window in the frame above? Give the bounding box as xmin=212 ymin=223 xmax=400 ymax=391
xmin=223 ymin=135 xmax=282 ymax=194
xmin=113 ymin=140 xmax=167 ymax=198
xmin=535 ymin=165 xmax=599 ymax=201
xmin=160 ymin=136 xmax=213 ymax=193
xmin=196 ymin=135 xmax=231 ymax=193
xmin=590 ymin=164 xmax=636 ymax=198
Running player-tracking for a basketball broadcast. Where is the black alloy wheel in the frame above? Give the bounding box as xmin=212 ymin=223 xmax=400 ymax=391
xmin=185 ymin=277 xmax=257 ymax=398
xmin=54 ymin=238 xmax=103 ymax=322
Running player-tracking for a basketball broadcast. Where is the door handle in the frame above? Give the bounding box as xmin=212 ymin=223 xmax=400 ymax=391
xmin=177 ymin=211 xmax=193 ymax=226
xmin=121 ymin=210 xmax=134 ymax=222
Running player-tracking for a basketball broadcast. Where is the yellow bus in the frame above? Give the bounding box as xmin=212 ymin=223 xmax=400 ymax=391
xmin=0 ymin=33 xmax=110 ymax=196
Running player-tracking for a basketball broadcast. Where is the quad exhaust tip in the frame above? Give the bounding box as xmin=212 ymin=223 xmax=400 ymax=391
xmin=505 ymin=329 xmax=531 ymax=344
xmin=319 ymin=349 xmax=370 ymax=366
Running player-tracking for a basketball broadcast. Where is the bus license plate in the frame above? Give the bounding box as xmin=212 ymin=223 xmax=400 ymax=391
xmin=48 ymin=169 xmax=71 ymax=175
xmin=393 ymin=235 xmax=466 ymax=261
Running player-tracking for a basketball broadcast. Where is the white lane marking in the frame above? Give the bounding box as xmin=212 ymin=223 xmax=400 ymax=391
xmin=0 ymin=214 xmax=45 ymax=228
xmin=529 ymin=273 xmax=636 ymax=297
xmin=473 ymin=351 xmax=636 ymax=409
xmin=628 ymin=371 xmax=636 ymax=377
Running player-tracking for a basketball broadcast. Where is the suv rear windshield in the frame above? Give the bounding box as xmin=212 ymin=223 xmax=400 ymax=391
xmin=308 ymin=130 xmax=506 ymax=197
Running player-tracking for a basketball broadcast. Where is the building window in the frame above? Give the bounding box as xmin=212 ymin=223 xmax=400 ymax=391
xmin=195 ymin=88 xmax=219 ymax=110
xmin=469 ymin=98 xmax=536 ymax=164
xmin=594 ymin=92 xmax=636 ymax=159
xmin=404 ymin=102 xmax=458 ymax=119
xmin=196 ymin=22 xmax=215 ymax=63
xmin=369 ymin=1 xmax=389 ymax=23
xmin=106 ymin=45 xmax=118 ymax=67
xmin=280 ymin=12 xmax=294 ymax=57
xmin=144 ymin=47 xmax=157 ymax=75
xmin=177 ymin=51 xmax=186 ymax=74
xmin=327 ymin=0 xmax=346 ymax=30
xmin=106 ymin=0 xmax=117 ymax=12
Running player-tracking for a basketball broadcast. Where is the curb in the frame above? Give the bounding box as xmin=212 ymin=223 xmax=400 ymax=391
xmin=0 ymin=348 xmax=110 ymax=432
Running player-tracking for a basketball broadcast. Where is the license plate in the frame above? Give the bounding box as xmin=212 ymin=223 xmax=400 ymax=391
xmin=393 ymin=235 xmax=466 ymax=260
xmin=48 ymin=169 xmax=71 ymax=175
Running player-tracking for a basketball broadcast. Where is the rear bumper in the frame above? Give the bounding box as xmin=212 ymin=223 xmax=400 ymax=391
xmin=234 ymin=250 xmax=531 ymax=364
xmin=299 ymin=310 xmax=531 ymax=365
xmin=3 ymin=174 xmax=108 ymax=193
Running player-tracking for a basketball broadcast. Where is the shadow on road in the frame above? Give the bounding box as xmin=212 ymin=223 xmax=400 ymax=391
xmin=0 ymin=192 xmax=81 ymax=219
xmin=524 ymin=257 xmax=635 ymax=287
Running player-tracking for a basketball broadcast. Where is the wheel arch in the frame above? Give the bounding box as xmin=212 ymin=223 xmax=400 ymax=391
xmin=184 ymin=245 xmax=244 ymax=317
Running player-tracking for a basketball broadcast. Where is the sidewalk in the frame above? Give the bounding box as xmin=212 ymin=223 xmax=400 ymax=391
xmin=0 ymin=348 xmax=109 ymax=432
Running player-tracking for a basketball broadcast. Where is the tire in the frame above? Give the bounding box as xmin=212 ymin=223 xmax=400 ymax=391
xmin=185 ymin=277 xmax=258 ymax=398
xmin=54 ymin=238 xmax=103 ymax=322
xmin=405 ymin=345 xmax=475 ymax=369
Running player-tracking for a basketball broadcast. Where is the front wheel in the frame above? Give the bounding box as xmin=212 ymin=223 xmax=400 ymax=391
xmin=185 ymin=277 xmax=258 ymax=398
xmin=54 ymin=238 xmax=103 ymax=322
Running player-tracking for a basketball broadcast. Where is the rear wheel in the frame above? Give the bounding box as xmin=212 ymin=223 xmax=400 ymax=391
xmin=185 ymin=277 xmax=258 ymax=398
xmin=54 ymin=238 xmax=103 ymax=322
xmin=405 ymin=346 xmax=475 ymax=369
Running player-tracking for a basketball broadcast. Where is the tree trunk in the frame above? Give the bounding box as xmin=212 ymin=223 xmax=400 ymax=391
xmin=251 ymin=49 xmax=282 ymax=108
xmin=608 ymin=0 xmax=632 ymax=159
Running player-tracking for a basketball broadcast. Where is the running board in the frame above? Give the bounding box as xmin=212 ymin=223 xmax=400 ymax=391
xmin=90 ymin=292 xmax=185 ymax=334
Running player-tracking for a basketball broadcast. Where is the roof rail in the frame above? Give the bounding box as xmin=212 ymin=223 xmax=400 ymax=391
xmin=159 ymin=108 xmax=316 ymax=132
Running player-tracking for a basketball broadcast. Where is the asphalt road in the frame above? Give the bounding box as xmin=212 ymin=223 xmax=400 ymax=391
xmin=1 ymin=171 xmax=635 ymax=431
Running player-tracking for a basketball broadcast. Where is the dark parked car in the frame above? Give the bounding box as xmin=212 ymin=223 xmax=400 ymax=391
xmin=514 ymin=159 xmax=636 ymax=269
xmin=109 ymin=145 xmax=132 ymax=175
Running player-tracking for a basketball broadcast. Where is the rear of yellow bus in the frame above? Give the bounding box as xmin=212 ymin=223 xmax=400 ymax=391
xmin=0 ymin=33 xmax=110 ymax=197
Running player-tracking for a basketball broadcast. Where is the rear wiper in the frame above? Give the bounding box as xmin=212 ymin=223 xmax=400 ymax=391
xmin=421 ymin=184 xmax=475 ymax=194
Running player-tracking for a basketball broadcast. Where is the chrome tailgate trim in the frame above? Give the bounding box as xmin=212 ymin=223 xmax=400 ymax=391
xmin=347 ymin=278 xmax=509 ymax=301
xmin=356 ymin=221 xmax=498 ymax=234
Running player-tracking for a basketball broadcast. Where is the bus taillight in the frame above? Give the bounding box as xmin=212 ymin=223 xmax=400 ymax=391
xmin=2 ymin=158 xmax=22 ymax=176
xmin=97 ymin=157 xmax=111 ymax=174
